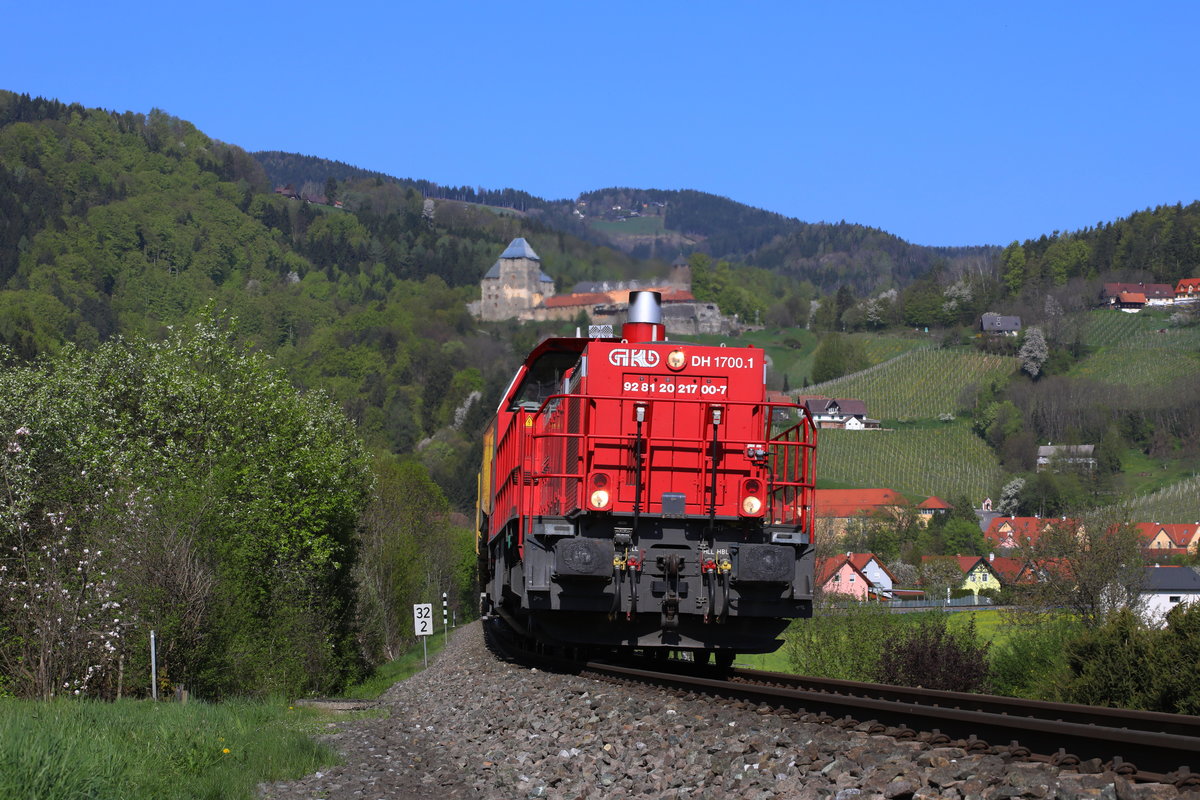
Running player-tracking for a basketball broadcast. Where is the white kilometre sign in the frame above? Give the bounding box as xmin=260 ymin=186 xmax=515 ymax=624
xmin=413 ymin=603 xmax=434 ymax=636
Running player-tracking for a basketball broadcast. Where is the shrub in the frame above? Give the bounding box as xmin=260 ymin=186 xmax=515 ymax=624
xmin=1146 ymin=602 xmax=1200 ymax=715
xmin=874 ymin=612 xmax=990 ymax=692
xmin=1058 ymin=609 xmax=1153 ymax=708
xmin=988 ymin=611 xmax=1081 ymax=700
xmin=786 ymin=600 xmax=907 ymax=681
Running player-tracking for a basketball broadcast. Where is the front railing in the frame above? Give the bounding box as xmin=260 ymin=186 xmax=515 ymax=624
xmin=529 ymin=393 xmax=816 ymax=531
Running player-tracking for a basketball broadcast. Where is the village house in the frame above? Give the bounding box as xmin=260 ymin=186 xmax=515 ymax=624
xmin=1134 ymin=522 xmax=1200 ymax=558
xmin=816 ymin=552 xmax=897 ymax=601
xmin=916 ymin=496 xmax=952 ymax=527
xmin=800 ymin=397 xmax=879 ymax=430
xmin=986 ymin=553 xmax=1037 ymax=586
xmin=813 ymin=488 xmax=907 ymax=537
xmin=983 ymin=516 xmax=1059 ymax=550
xmin=922 ymin=555 xmax=1002 ymax=597
xmin=1099 ymin=282 xmax=1175 ymax=308
xmin=980 ymin=312 xmax=1022 ymax=335
xmin=1114 ymin=291 xmax=1147 ymax=312
xmin=1141 ymin=565 xmax=1200 ymax=626
xmin=1036 ymin=444 xmax=1096 ymax=472
xmin=1176 ymin=278 xmax=1200 ymax=303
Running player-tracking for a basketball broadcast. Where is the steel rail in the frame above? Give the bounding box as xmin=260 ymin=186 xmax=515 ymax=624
xmin=729 ymin=668 xmax=1200 ymax=739
xmin=580 ymin=659 xmax=1200 ymax=783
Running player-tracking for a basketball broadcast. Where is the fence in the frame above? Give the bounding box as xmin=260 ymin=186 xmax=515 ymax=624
xmin=889 ymin=595 xmax=995 ymax=609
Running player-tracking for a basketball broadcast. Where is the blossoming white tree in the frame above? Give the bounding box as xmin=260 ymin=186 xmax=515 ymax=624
xmin=0 ymin=315 xmax=370 ymax=699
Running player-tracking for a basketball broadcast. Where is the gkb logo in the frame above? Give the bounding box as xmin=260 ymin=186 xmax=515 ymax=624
xmin=608 ymin=348 xmax=660 ymax=368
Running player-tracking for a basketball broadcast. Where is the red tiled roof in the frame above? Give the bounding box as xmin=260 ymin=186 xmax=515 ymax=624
xmin=987 ymin=555 xmax=1029 ymax=583
xmin=922 ymin=555 xmax=987 ymax=575
xmin=1102 ymin=282 xmax=1174 ymax=299
xmin=1177 ymin=278 xmax=1200 ymax=292
xmin=849 ymin=553 xmax=898 ymax=583
xmin=542 ymin=292 xmax=611 ymax=308
xmin=1118 ymin=292 xmax=1146 ymax=304
xmin=1134 ymin=522 xmax=1197 ymax=549
xmin=541 ymin=287 xmax=696 ymax=309
xmin=816 ymin=552 xmax=893 ymax=588
xmin=813 ymin=488 xmax=906 ymax=518
xmin=918 ymin=496 xmax=953 ymax=510
xmin=984 ymin=516 xmax=1044 ymax=546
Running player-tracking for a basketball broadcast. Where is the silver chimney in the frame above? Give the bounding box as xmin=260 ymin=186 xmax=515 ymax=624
xmin=628 ymin=291 xmax=663 ymax=324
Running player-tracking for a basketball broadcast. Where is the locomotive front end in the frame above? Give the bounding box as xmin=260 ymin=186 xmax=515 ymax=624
xmin=480 ymin=291 xmax=816 ymax=660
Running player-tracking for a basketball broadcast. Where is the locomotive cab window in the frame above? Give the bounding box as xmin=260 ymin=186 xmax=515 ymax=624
xmin=509 ymin=351 xmax=581 ymax=412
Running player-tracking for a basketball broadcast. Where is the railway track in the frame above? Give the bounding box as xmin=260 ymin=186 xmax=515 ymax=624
xmin=485 ymin=620 xmax=1200 ymax=788
xmin=584 ymin=658 xmax=1200 ymax=786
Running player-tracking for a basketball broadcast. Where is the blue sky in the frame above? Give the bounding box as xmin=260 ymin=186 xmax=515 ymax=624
xmin=4 ymin=2 xmax=1197 ymax=247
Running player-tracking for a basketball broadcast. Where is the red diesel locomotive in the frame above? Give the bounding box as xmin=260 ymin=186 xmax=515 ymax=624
xmin=476 ymin=291 xmax=816 ymax=660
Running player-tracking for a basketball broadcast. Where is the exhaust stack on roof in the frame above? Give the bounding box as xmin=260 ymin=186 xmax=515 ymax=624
xmin=623 ymin=291 xmax=665 ymax=342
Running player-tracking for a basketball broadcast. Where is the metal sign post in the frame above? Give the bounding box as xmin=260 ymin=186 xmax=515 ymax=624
xmin=413 ymin=603 xmax=433 ymax=667
xmin=150 ymin=630 xmax=157 ymax=701
xmin=442 ymin=592 xmax=448 ymax=643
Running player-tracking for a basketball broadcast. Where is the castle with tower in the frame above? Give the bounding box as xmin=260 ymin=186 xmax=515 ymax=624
xmin=468 ymin=238 xmax=733 ymax=336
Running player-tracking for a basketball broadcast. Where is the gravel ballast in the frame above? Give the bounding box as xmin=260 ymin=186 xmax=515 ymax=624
xmin=260 ymin=621 xmax=1192 ymax=800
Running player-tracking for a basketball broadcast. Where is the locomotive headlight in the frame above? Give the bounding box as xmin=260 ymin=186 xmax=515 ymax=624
xmin=666 ymin=349 xmax=686 ymax=371
xmin=588 ymin=473 xmax=612 ymax=510
xmin=741 ymin=478 xmax=764 ymax=516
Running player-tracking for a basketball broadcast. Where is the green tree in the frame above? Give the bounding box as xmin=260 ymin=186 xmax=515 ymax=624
xmin=1000 ymin=241 xmax=1027 ymax=294
xmin=356 ymin=457 xmax=473 ymax=662
xmin=1020 ymin=512 xmax=1145 ymax=628
xmin=942 ymin=518 xmax=986 ymax=556
xmin=0 ymin=316 xmax=372 ymax=699
xmin=811 ymin=333 xmax=869 ymax=384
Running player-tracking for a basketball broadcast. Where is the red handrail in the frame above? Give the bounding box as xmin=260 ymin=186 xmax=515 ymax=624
xmin=530 ymin=392 xmax=816 ymax=529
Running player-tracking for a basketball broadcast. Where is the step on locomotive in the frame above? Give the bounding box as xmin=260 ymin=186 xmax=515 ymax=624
xmin=476 ymin=291 xmax=816 ymax=662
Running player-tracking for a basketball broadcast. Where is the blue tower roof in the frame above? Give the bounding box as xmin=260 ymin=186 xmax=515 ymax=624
xmin=499 ymin=237 xmax=540 ymax=261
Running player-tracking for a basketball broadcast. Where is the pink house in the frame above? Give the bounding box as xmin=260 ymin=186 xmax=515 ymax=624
xmin=816 ymin=552 xmax=896 ymax=601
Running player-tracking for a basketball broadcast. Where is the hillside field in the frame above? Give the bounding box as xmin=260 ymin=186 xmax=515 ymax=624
xmin=815 ymin=421 xmax=1003 ymax=503
xmin=588 ymin=216 xmax=665 ymax=236
xmin=808 ymin=348 xmax=1018 ymax=421
xmin=1114 ymin=474 xmax=1200 ymax=523
xmin=1070 ymin=309 xmax=1200 ymax=388
xmin=692 ymin=330 xmax=929 ymax=390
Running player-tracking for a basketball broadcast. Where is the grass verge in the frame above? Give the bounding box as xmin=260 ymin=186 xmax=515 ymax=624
xmin=0 ymin=697 xmax=333 ymax=800
xmin=0 ymin=633 xmax=453 ymax=799
xmin=342 ymin=631 xmax=451 ymax=699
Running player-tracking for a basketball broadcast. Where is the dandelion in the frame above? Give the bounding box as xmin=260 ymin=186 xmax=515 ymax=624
xmin=222 ymin=748 xmax=231 ymax=754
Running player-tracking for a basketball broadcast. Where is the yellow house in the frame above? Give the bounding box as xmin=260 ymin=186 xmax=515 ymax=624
xmin=1135 ymin=523 xmax=1198 ymax=555
xmin=922 ymin=555 xmax=1002 ymax=595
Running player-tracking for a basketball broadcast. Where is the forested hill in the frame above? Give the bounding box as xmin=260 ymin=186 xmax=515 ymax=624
xmin=255 ymin=150 xmax=557 ymax=214
xmin=254 ymin=152 xmax=998 ymax=294
xmin=998 ymin=202 xmax=1200 ymax=296
xmin=0 ymin=91 xmax=649 ymax=509
xmin=576 ymin=187 xmax=999 ymax=293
